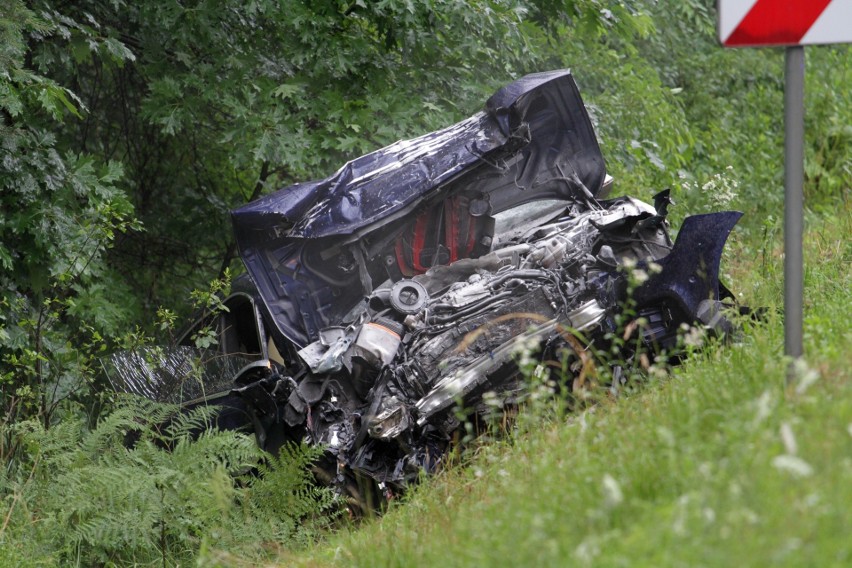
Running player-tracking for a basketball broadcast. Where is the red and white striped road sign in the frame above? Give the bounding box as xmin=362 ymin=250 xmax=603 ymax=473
xmin=719 ymin=0 xmax=852 ymax=47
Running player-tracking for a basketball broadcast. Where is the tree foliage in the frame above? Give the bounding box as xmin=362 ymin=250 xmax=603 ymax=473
xmin=24 ymin=0 xmax=644 ymax=312
xmin=1 ymin=1 xmax=140 ymax=428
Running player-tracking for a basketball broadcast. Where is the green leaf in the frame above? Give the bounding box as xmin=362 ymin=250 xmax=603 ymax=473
xmin=272 ymin=83 xmax=301 ymax=100
xmin=101 ymin=37 xmax=136 ymax=64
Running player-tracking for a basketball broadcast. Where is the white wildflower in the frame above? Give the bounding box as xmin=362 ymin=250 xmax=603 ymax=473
xmin=602 ymin=474 xmax=624 ymax=508
xmin=579 ymin=410 xmax=589 ymax=433
xmin=574 ymin=538 xmax=600 ymax=564
xmin=754 ymin=390 xmax=774 ymax=424
xmin=792 ymin=358 xmax=820 ymax=394
xmin=780 ymin=422 xmax=798 ymax=455
xmin=631 ymin=268 xmax=649 ymax=284
xmin=672 ymin=494 xmax=690 ymax=535
xmin=681 ymin=325 xmax=705 ymax=347
xmin=772 ymin=455 xmax=814 ymax=478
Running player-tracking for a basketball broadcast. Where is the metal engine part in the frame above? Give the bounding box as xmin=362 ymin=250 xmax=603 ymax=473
xmin=390 ymin=280 xmax=429 ymax=315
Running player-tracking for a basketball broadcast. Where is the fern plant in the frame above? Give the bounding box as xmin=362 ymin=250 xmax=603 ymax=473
xmin=1 ymin=396 xmax=333 ymax=566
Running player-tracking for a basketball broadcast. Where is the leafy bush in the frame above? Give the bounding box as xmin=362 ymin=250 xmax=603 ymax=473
xmin=1 ymin=1 xmax=139 ymax=428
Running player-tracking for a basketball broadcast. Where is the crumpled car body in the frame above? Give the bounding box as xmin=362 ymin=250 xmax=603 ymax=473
xmin=107 ymin=70 xmax=741 ymax=506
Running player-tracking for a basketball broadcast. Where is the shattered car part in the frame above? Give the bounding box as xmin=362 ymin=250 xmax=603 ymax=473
xmin=106 ymin=70 xmax=743 ymax=507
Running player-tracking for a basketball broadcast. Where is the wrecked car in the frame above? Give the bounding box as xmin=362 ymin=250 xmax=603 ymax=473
xmin=106 ymin=70 xmax=742 ymax=508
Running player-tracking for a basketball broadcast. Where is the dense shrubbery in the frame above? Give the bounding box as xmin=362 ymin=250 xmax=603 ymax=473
xmin=1 ymin=398 xmax=333 ymax=565
xmin=1 ymin=0 xmax=849 ymax=564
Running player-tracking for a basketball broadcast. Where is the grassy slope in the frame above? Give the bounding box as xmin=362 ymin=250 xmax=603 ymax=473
xmin=277 ymin=208 xmax=851 ymax=567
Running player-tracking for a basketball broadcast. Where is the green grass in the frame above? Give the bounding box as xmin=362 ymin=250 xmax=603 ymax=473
xmin=260 ymin=209 xmax=851 ymax=568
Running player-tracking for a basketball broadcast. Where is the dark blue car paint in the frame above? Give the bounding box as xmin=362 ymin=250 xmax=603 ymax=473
xmin=635 ymin=211 xmax=743 ymax=321
xmin=231 ymin=70 xmax=607 ymax=347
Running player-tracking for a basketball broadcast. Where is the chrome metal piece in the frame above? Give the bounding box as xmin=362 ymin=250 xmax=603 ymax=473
xmin=368 ymin=396 xmax=411 ymax=439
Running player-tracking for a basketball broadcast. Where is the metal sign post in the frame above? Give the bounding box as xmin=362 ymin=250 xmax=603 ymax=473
xmin=784 ymin=47 xmax=804 ymax=366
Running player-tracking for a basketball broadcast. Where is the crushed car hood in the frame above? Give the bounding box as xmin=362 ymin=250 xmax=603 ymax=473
xmin=232 ymin=70 xmax=607 ymax=347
